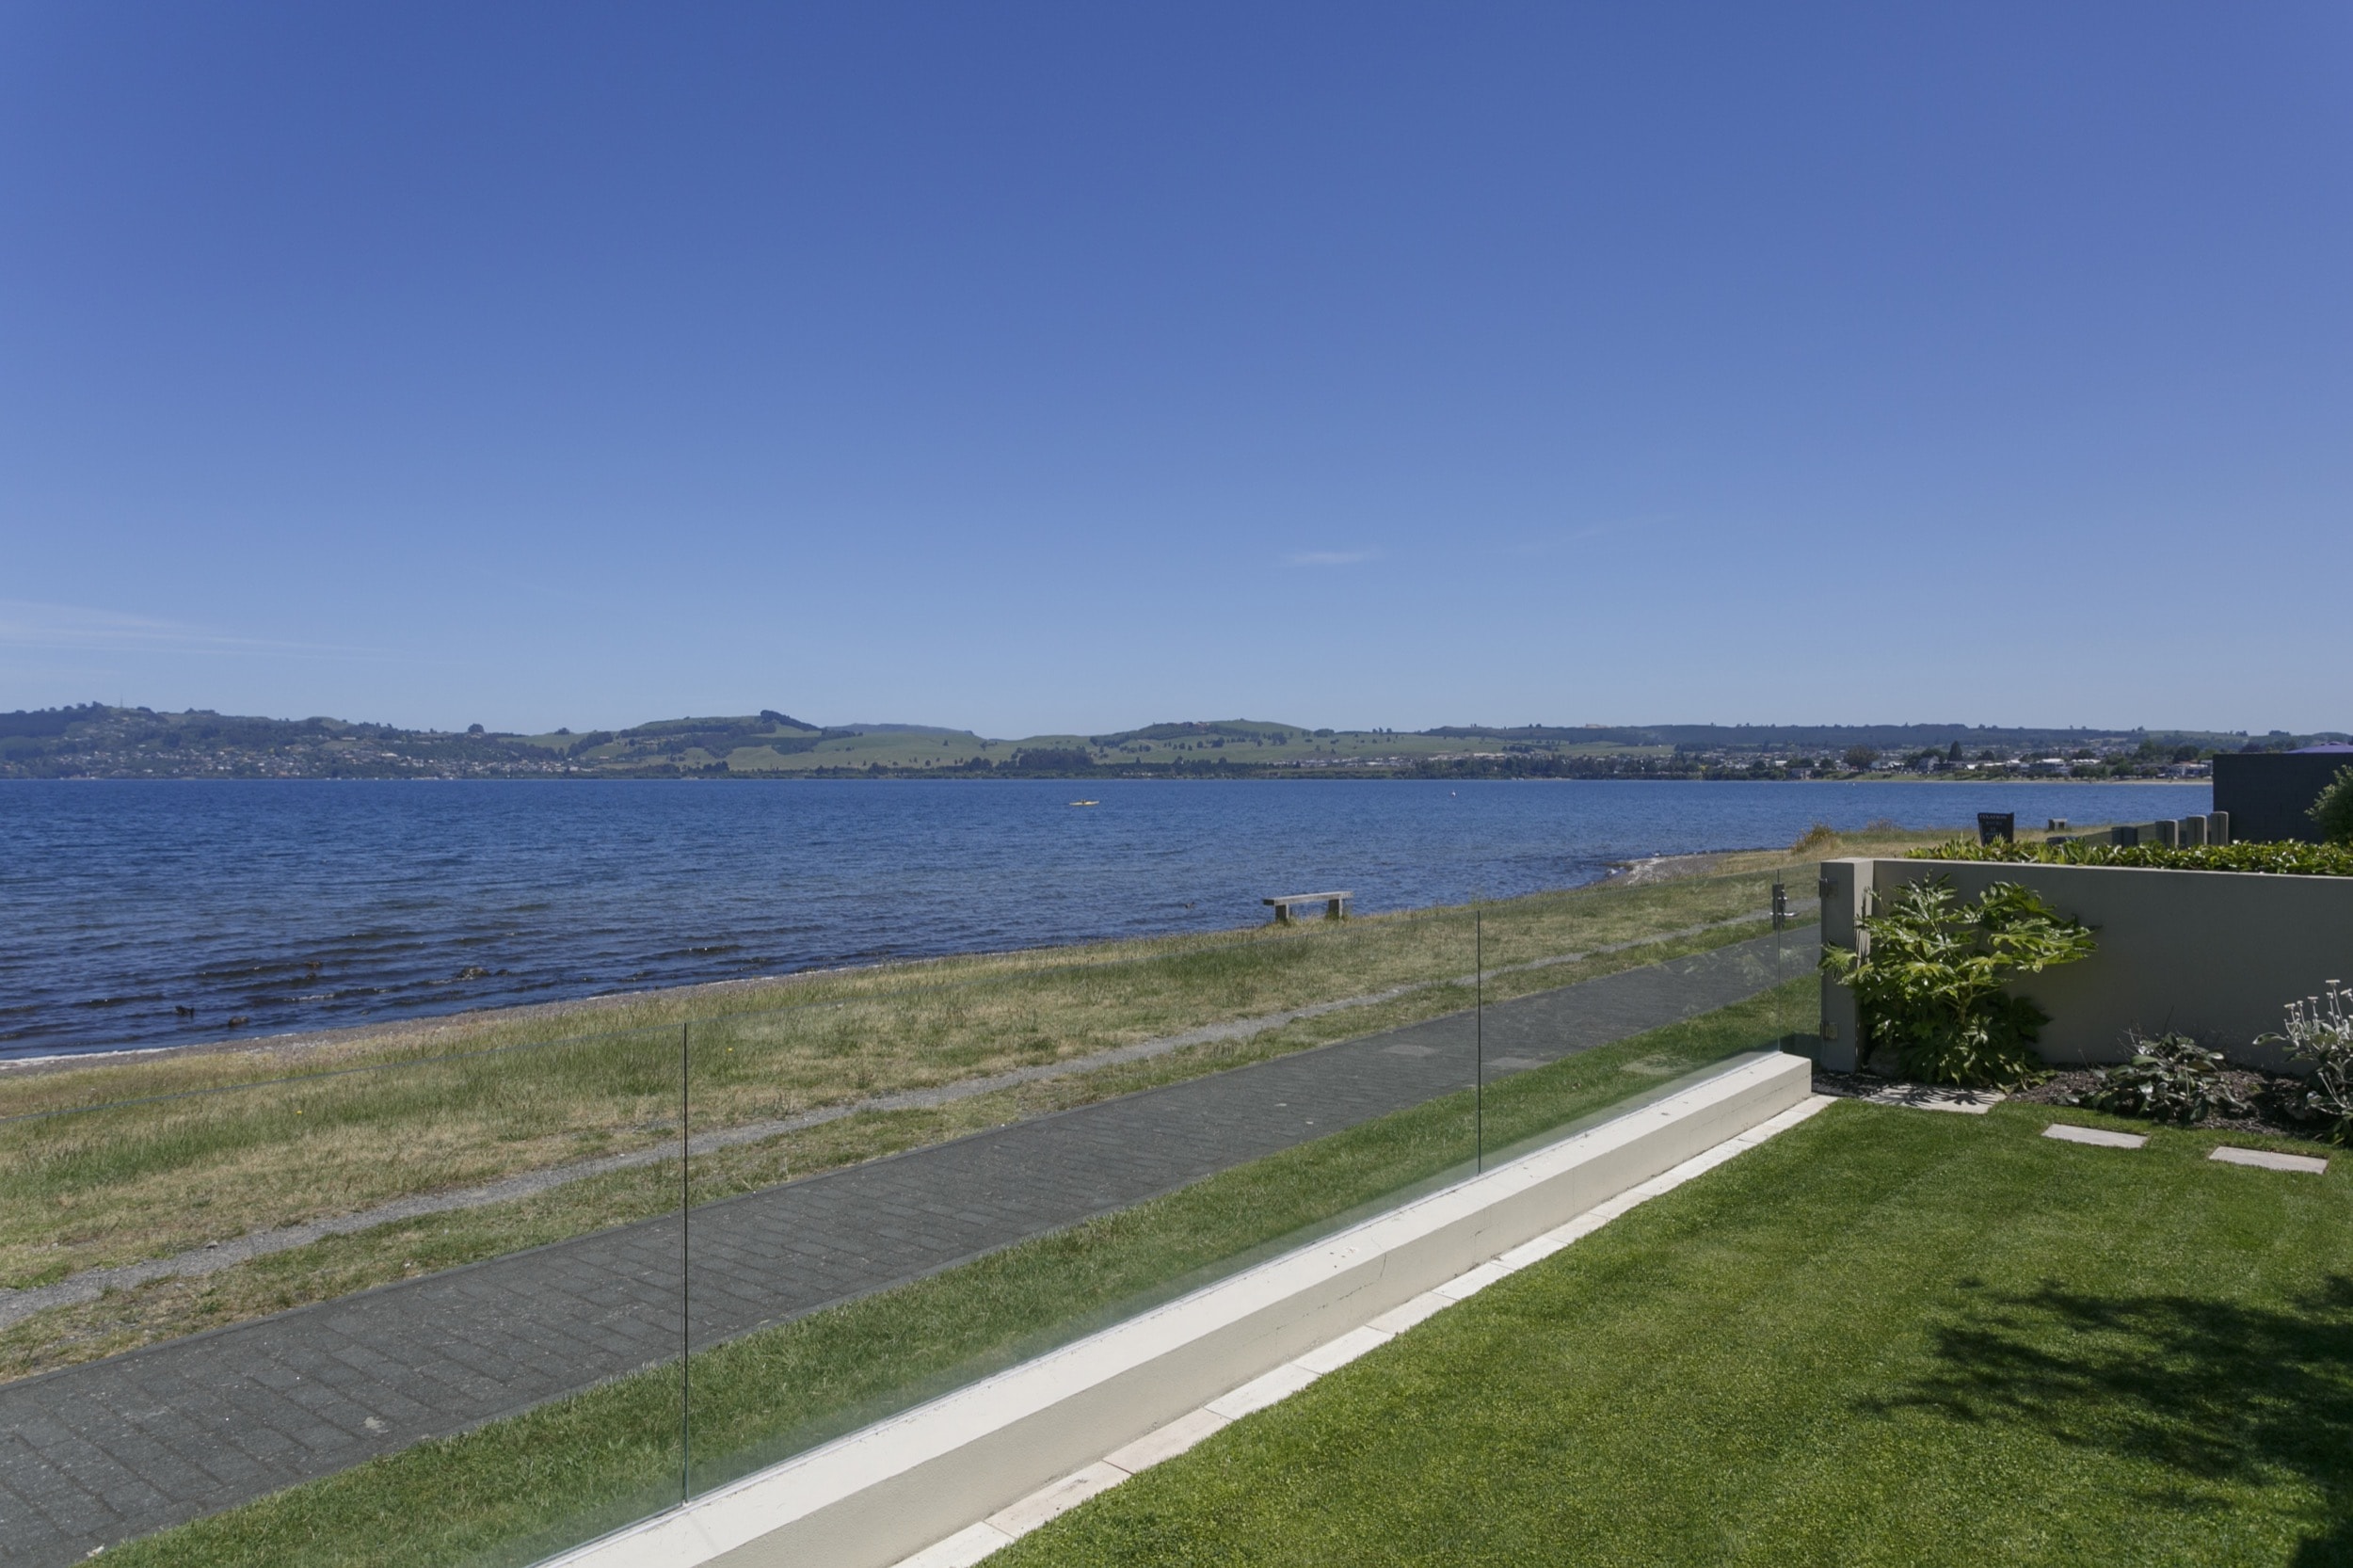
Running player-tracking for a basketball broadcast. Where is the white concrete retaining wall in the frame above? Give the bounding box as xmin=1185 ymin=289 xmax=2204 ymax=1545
xmin=549 ymin=1051 xmax=1813 ymax=1568
xmin=1817 ymin=857 xmax=2353 ymax=1072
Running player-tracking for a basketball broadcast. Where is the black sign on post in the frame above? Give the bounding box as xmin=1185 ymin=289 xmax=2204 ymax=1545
xmin=1977 ymin=812 xmax=2016 ymax=845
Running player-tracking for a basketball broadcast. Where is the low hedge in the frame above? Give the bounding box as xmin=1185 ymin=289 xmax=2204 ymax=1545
xmin=1907 ymin=840 xmax=2353 ymax=876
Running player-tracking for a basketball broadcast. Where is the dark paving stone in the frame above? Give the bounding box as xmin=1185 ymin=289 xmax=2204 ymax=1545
xmin=0 ymin=932 xmax=1810 ymax=1566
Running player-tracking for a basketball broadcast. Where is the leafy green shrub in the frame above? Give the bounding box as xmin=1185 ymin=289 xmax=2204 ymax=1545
xmin=2071 ymin=1032 xmax=2248 ymax=1124
xmin=2312 ymin=766 xmax=2353 ymax=846
xmin=2261 ymin=980 xmax=2353 ymax=1144
xmin=1822 ymin=877 xmax=2097 ymax=1088
xmin=1910 ymin=840 xmax=2353 ymax=876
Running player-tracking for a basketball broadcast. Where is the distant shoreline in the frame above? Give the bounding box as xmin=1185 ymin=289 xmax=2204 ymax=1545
xmin=0 ymin=773 xmax=2216 ymax=786
xmin=0 ymin=704 xmax=2301 ymax=784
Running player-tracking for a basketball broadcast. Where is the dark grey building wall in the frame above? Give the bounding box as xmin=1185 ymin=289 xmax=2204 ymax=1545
xmin=2212 ymin=752 xmax=2352 ymax=843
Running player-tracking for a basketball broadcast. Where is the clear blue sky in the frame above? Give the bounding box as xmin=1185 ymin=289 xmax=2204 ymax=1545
xmin=3 ymin=3 xmax=2346 ymax=737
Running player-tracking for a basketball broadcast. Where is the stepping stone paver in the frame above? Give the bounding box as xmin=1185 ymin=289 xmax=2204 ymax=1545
xmin=2210 ymin=1145 xmax=2329 ymax=1175
xmin=2043 ymin=1124 xmax=2148 ymax=1149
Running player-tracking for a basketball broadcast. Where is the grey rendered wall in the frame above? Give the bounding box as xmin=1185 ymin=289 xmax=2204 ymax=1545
xmin=1817 ymin=860 xmax=1865 ymax=1072
xmin=1824 ymin=857 xmax=2353 ymax=1072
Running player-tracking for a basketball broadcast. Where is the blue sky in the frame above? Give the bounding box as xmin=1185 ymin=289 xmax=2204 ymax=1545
xmin=2 ymin=3 xmax=2346 ymax=737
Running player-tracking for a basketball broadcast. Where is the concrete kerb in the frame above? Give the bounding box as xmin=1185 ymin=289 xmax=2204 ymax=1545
xmin=543 ymin=1052 xmax=1816 ymax=1568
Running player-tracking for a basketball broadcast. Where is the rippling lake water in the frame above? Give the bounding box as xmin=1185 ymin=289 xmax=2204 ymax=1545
xmin=0 ymin=776 xmax=2207 ymax=1059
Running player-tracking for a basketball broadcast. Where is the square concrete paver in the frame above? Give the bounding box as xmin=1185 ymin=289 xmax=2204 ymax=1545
xmin=896 ymin=1521 xmax=1014 ymax=1568
xmin=1102 ymin=1409 xmax=1229 ymax=1476
xmin=984 ymin=1461 xmax=1128 ymax=1538
xmin=2210 ymin=1145 xmax=2329 ymax=1175
xmin=1366 ymin=1292 xmax=1452 ymax=1336
xmin=2043 ymin=1124 xmax=2148 ymax=1149
xmin=1206 ymin=1362 xmax=1321 ymax=1421
xmin=1293 ymin=1325 xmax=1393 ymax=1376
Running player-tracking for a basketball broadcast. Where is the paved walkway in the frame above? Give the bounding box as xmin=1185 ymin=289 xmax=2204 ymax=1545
xmin=0 ymin=930 xmax=1809 ymax=1565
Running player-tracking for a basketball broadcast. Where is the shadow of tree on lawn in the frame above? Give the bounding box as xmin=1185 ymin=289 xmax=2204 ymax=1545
xmin=1866 ymin=1274 xmax=2353 ymax=1564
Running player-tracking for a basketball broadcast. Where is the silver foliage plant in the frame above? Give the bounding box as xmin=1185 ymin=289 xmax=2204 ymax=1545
xmin=2263 ymin=980 xmax=2353 ymax=1144
xmin=2073 ymin=1031 xmax=2248 ymax=1124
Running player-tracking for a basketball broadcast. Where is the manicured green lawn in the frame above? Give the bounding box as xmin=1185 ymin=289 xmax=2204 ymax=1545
xmin=1000 ymin=1100 xmax=2353 ymax=1567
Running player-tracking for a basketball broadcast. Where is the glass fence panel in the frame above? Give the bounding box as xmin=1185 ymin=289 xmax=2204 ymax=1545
xmin=0 ymin=1018 xmax=689 ymax=1568
xmin=675 ymin=858 xmax=1820 ymax=1511
xmin=1474 ymin=875 xmax=1822 ymax=1171
xmin=0 ymin=850 xmax=1824 ymax=1567
xmin=680 ymin=898 xmax=1484 ymax=1498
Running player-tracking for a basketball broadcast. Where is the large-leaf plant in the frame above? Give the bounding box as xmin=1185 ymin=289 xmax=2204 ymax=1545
xmin=1823 ymin=877 xmax=2097 ymax=1088
xmin=2312 ymin=766 xmax=2353 ymax=846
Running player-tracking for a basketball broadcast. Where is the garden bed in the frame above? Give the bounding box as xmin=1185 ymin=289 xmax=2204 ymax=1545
xmin=1911 ymin=839 xmax=2353 ymax=875
xmin=2009 ymin=1067 xmax=2328 ymax=1142
xmin=1815 ymin=1066 xmax=2332 ymax=1144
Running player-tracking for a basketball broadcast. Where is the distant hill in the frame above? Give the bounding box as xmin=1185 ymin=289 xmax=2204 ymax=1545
xmin=0 ymin=704 xmax=2336 ymax=782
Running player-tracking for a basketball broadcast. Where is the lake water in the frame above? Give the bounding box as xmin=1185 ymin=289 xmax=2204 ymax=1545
xmin=0 ymin=777 xmax=2207 ymax=1060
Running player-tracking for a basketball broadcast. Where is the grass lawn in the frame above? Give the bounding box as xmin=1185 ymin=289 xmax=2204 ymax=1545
xmin=98 ymin=984 xmax=1812 ymax=1568
xmin=1000 ymin=1099 xmax=2353 ymax=1568
xmin=1 ymin=832 xmax=1941 ymax=1383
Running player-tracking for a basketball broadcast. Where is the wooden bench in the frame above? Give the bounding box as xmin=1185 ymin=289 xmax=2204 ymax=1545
xmin=1264 ymin=890 xmax=1353 ymax=924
